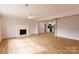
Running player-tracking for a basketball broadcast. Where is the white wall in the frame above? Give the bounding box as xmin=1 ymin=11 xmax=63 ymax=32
xmin=57 ymin=15 xmax=79 ymax=40
xmin=38 ymin=22 xmax=45 ymax=33
xmin=2 ymin=14 xmax=79 ymax=40
xmin=2 ymin=16 xmax=38 ymax=38
xmin=29 ymin=22 xmax=38 ymax=35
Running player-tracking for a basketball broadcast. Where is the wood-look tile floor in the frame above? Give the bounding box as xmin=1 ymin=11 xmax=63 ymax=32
xmin=0 ymin=33 xmax=79 ymax=54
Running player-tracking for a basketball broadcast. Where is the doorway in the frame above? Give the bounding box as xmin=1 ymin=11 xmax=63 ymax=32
xmin=44 ymin=19 xmax=57 ymax=35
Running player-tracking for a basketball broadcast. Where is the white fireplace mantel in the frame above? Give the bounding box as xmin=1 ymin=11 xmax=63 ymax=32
xmin=16 ymin=25 xmax=30 ymax=37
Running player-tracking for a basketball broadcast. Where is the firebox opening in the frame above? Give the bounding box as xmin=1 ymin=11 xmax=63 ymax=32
xmin=20 ymin=29 xmax=26 ymax=35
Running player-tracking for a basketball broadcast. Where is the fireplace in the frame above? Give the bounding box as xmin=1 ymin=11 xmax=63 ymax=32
xmin=20 ymin=29 xmax=26 ymax=35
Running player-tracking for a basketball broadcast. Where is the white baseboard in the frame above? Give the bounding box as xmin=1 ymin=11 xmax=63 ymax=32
xmin=2 ymin=34 xmax=31 ymax=39
xmin=57 ymin=34 xmax=79 ymax=40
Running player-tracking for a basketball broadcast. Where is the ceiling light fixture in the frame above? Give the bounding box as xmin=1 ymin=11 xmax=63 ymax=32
xmin=28 ymin=14 xmax=33 ymax=19
xmin=25 ymin=4 xmax=28 ymax=7
xmin=25 ymin=4 xmax=33 ymax=19
xmin=25 ymin=4 xmax=38 ymax=19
